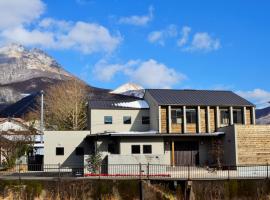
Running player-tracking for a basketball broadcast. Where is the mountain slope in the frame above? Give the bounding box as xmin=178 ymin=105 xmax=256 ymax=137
xmin=256 ymin=106 xmax=270 ymax=124
xmin=0 ymin=43 xmax=74 ymax=107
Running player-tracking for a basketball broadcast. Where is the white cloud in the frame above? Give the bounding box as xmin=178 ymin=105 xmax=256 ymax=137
xmin=93 ymin=59 xmax=186 ymax=88
xmin=148 ymin=25 xmax=178 ymax=46
xmin=118 ymin=6 xmax=154 ymax=26
xmin=0 ymin=0 xmax=45 ymax=29
xmin=0 ymin=0 xmax=121 ymax=54
xmin=1 ymin=26 xmax=55 ymax=48
xmin=237 ymin=89 xmax=270 ymax=108
xmin=185 ymin=32 xmax=220 ymax=52
xmin=177 ymin=26 xmax=191 ymax=47
xmin=57 ymin=22 xmax=121 ymax=54
xmin=1 ymin=20 xmax=122 ymax=54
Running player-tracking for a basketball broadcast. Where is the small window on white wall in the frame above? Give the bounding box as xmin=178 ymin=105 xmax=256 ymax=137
xmin=56 ymin=147 xmax=64 ymax=155
xmin=123 ymin=116 xmax=131 ymax=124
xmin=143 ymin=145 xmax=152 ymax=154
xmin=104 ymin=116 xmax=112 ymax=124
xmin=131 ymin=145 xmax=140 ymax=154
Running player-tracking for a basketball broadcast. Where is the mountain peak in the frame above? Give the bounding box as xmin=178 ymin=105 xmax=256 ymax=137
xmin=0 ymin=43 xmax=72 ymax=85
xmin=110 ymin=82 xmax=145 ymax=98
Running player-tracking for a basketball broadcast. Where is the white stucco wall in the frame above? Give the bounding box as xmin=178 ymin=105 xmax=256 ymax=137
xmin=107 ymin=137 xmax=170 ymax=165
xmin=90 ymin=109 xmax=150 ymax=134
xmin=44 ymin=131 xmax=90 ymax=166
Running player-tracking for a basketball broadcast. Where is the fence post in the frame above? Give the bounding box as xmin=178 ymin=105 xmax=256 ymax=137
xmin=58 ymin=163 xmax=61 ymax=178
xmin=227 ymin=166 xmax=230 ymax=180
xmin=188 ymin=165 xmax=190 ymax=180
xmin=147 ymin=163 xmax=149 ymax=179
xmin=98 ymin=165 xmax=101 ymax=179
xmin=267 ymin=163 xmax=269 ymax=179
xmin=18 ymin=163 xmax=21 ymax=183
xmin=139 ymin=163 xmax=142 ymax=179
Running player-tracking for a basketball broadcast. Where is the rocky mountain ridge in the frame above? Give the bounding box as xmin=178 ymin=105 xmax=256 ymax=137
xmin=0 ymin=43 xmax=73 ymax=107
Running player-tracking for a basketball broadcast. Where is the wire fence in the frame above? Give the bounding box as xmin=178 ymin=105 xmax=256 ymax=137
xmin=0 ymin=163 xmax=269 ymax=180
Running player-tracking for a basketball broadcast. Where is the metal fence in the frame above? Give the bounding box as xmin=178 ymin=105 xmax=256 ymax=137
xmin=0 ymin=164 xmax=270 ymax=180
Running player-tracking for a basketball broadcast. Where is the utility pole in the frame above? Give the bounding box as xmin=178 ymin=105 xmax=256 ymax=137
xmin=40 ymin=90 xmax=44 ymax=143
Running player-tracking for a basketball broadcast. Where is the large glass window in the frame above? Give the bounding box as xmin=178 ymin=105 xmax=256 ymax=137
xmin=220 ymin=108 xmax=229 ymax=125
xmin=186 ymin=108 xmax=197 ymax=124
xmin=104 ymin=116 xmax=112 ymax=124
xmin=171 ymin=109 xmax=183 ymax=124
xmin=123 ymin=116 xmax=131 ymax=124
xmin=233 ymin=109 xmax=243 ymax=124
xmin=131 ymin=145 xmax=140 ymax=154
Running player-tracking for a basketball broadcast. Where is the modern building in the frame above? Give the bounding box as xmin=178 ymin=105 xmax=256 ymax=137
xmin=44 ymin=88 xmax=270 ymax=171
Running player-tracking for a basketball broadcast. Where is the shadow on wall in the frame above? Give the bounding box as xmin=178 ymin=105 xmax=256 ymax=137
xmin=61 ymin=138 xmax=92 ymax=168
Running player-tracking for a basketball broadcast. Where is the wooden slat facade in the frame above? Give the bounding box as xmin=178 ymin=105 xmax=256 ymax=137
xmin=160 ymin=107 xmax=168 ymax=133
xmin=200 ymin=107 xmax=207 ymax=133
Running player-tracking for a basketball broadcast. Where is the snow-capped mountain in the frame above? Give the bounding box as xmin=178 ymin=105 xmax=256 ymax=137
xmin=110 ymin=83 xmax=145 ymax=98
xmin=0 ymin=43 xmax=73 ymax=108
xmin=0 ymin=43 xmax=72 ymax=84
xmin=256 ymin=107 xmax=270 ymax=124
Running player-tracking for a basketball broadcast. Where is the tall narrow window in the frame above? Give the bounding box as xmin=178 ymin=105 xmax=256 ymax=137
xmin=123 ymin=116 xmax=131 ymax=124
xmin=220 ymin=108 xmax=229 ymax=125
xmin=186 ymin=108 xmax=197 ymax=124
xmin=104 ymin=116 xmax=112 ymax=124
xmin=171 ymin=109 xmax=183 ymax=124
xmin=233 ymin=108 xmax=243 ymax=124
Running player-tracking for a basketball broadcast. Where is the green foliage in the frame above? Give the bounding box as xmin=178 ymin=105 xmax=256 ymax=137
xmin=86 ymin=151 xmax=102 ymax=174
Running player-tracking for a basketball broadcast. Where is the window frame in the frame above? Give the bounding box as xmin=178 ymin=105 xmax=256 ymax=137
xmin=131 ymin=145 xmax=140 ymax=154
xmin=143 ymin=145 xmax=152 ymax=154
xmin=56 ymin=147 xmax=64 ymax=156
xmin=233 ymin=108 xmax=243 ymax=124
xmin=104 ymin=116 xmax=113 ymax=124
xmin=220 ymin=108 xmax=230 ymax=125
xmin=123 ymin=116 xmax=132 ymax=124
xmin=186 ymin=108 xmax=197 ymax=124
xmin=171 ymin=108 xmax=183 ymax=124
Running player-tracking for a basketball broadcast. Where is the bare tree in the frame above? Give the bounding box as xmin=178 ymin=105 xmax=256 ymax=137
xmin=26 ymin=79 xmax=88 ymax=131
xmin=0 ymin=131 xmax=34 ymax=169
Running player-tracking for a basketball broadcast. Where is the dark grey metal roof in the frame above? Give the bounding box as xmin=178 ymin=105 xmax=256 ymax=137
xmin=145 ymin=89 xmax=254 ymax=107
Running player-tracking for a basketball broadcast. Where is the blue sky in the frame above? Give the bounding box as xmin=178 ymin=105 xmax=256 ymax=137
xmin=0 ymin=0 xmax=270 ymax=107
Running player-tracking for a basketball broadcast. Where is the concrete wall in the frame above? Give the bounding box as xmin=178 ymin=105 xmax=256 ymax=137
xmin=144 ymin=91 xmax=159 ymax=131
xmin=90 ymin=109 xmax=150 ymax=134
xmin=218 ymin=125 xmax=237 ymax=166
xmin=44 ymin=131 xmax=90 ymax=166
xmin=107 ymin=137 xmax=170 ymax=165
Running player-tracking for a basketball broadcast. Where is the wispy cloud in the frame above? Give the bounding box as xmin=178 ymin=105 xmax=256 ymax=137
xmin=148 ymin=24 xmax=178 ymax=46
xmin=148 ymin=24 xmax=221 ymax=52
xmin=184 ymin=32 xmax=220 ymax=52
xmin=177 ymin=26 xmax=191 ymax=47
xmin=237 ymin=89 xmax=270 ymax=108
xmin=93 ymin=59 xmax=186 ymax=88
xmin=118 ymin=6 xmax=154 ymax=26
xmin=0 ymin=0 xmax=122 ymax=54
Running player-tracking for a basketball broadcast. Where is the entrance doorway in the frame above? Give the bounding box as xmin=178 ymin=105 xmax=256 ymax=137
xmin=174 ymin=141 xmax=199 ymax=166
